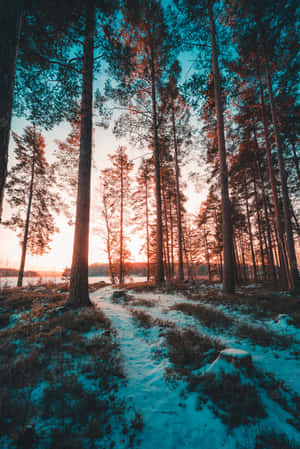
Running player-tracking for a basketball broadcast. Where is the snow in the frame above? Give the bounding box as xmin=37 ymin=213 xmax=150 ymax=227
xmin=91 ymin=285 xmax=300 ymax=449
xmin=220 ymin=348 xmax=250 ymax=358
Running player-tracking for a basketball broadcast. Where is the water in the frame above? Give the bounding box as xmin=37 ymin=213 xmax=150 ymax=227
xmin=0 ymin=275 xmax=147 ymax=289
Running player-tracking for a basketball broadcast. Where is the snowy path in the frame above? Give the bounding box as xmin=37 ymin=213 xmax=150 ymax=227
xmin=124 ymin=288 xmax=300 ymax=395
xmin=92 ymin=286 xmax=300 ymax=449
xmin=92 ymin=287 xmax=236 ymax=449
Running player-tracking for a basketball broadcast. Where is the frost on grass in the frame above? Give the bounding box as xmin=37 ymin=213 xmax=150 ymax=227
xmin=183 ymin=284 xmax=300 ymax=326
xmin=0 ymin=288 xmax=141 ymax=449
xmin=170 ymin=302 xmax=294 ymax=349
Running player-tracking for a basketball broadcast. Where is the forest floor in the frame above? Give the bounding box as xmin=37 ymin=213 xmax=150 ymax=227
xmin=0 ymin=280 xmax=300 ymax=449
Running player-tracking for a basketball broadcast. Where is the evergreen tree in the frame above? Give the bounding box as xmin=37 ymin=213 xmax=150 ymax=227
xmin=106 ymin=0 xmax=180 ymax=284
xmin=4 ymin=126 xmax=60 ymax=287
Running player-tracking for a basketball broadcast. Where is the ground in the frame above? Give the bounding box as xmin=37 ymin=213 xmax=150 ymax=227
xmin=0 ymin=280 xmax=300 ymax=449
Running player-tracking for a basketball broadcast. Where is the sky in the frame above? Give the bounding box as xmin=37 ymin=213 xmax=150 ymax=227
xmin=0 ymin=19 xmax=208 ymax=273
xmin=0 ymin=104 xmax=206 ymax=272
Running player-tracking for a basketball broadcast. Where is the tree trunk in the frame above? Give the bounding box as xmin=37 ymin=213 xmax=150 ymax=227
xmin=172 ymin=109 xmax=184 ymax=280
xmin=252 ymin=123 xmax=277 ymax=283
xmin=208 ymin=1 xmax=235 ymax=293
xmin=104 ymin=204 xmax=115 ymax=284
xmin=203 ymin=223 xmax=211 ymax=281
xmin=291 ymin=140 xmax=300 ymax=186
xmin=252 ymin=175 xmax=266 ymax=281
xmin=0 ymin=0 xmax=23 ymax=220
xmin=145 ymin=175 xmax=150 ymax=281
xmin=169 ymin=200 xmax=175 ymax=278
xmin=243 ymin=176 xmax=258 ymax=282
xmin=162 ymin=181 xmax=171 ymax=279
xmin=264 ymin=58 xmax=299 ymax=292
xmin=69 ymin=2 xmax=95 ymax=307
xmin=150 ymin=45 xmax=164 ymax=284
xmin=18 ymin=155 xmax=35 ymax=287
xmin=258 ymin=80 xmax=288 ymax=286
xmin=119 ymin=156 xmax=124 ymax=284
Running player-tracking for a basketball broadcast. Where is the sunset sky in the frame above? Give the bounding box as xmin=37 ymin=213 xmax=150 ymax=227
xmin=0 ymin=33 xmax=209 ymax=273
xmin=0 ymin=103 xmax=206 ymax=272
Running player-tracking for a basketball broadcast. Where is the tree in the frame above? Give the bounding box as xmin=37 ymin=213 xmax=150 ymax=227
xmin=133 ymin=158 xmax=154 ymax=281
xmin=177 ymin=0 xmax=235 ymax=293
xmin=100 ymin=146 xmax=133 ymax=284
xmin=0 ymin=0 xmax=23 ymax=219
xmin=68 ymin=1 xmax=95 ymax=307
xmin=0 ymin=0 xmax=82 ymax=219
xmin=4 ymin=126 xmax=60 ymax=287
xmin=106 ymin=0 xmax=180 ymax=284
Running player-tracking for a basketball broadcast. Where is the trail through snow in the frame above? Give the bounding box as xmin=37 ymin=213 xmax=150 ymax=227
xmin=91 ymin=286 xmax=300 ymax=449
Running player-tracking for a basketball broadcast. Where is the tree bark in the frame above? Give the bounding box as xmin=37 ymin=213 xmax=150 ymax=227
xmin=119 ymin=154 xmax=124 ymax=284
xmin=203 ymin=223 xmax=211 ymax=281
xmin=162 ymin=180 xmax=171 ymax=279
xmin=208 ymin=1 xmax=235 ymax=293
xmin=258 ymin=79 xmax=288 ymax=287
xmin=264 ymin=58 xmax=299 ymax=292
xmin=145 ymin=173 xmax=150 ymax=281
xmin=69 ymin=2 xmax=95 ymax=307
xmin=103 ymin=194 xmax=115 ymax=284
xmin=0 ymin=0 xmax=23 ymax=220
xmin=172 ymin=109 xmax=184 ymax=280
xmin=150 ymin=44 xmax=164 ymax=284
xmin=252 ymin=175 xmax=266 ymax=281
xmin=244 ymin=176 xmax=257 ymax=282
xmin=291 ymin=140 xmax=300 ymax=186
xmin=18 ymin=154 xmax=35 ymax=287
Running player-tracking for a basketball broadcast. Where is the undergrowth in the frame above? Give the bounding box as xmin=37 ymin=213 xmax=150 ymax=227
xmin=0 ymin=288 xmax=141 ymax=449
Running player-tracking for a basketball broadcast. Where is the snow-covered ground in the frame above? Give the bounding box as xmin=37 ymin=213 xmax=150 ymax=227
xmin=92 ymin=285 xmax=300 ymax=449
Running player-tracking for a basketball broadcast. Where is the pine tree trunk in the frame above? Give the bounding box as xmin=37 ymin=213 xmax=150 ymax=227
xmin=244 ymin=177 xmax=257 ymax=282
xmin=119 ymin=156 xmax=124 ymax=284
xmin=258 ymin=79 xmax=288 ymax=287
xmin=0 ymin=0 xmax=23 ymax=220
xmin=150 ymin=45 xmax=164 ymax=284
xmin=252 ymin=123 xmax=277 ymax=282
xmin=291 ymin=140 xmax=300 ymax=185
xmin=264 ymin=59 xmax=299 ymax=292
xmin=233 ymin=236 xmax=241 ymax=284
xmin=162 ymin=182 xmax=171 ymax=280
xmin=145 ymin=176 xmax=150 ymax=281
xmin=203 ymin=223 xmax=211 ymax=281
xmin=18 ymin=155 xmax=35 ymax=287
xmin=169 ymin=201 xmax=175 ymax=278
xmin=172 ymin=109 xmax=184 ymax=280
xmin=69 ymin=2 xmax=95 ymax=307
xmin=252 ymin=175 xmax=267 ymax=281
xmin=208 ymin=1 xmax=234 ymax=293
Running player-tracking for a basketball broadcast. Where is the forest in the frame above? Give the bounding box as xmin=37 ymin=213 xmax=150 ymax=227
xmin=0 ymin=0 xmax=299 ymax=448
xmin=0 ymin=0 xmax=299 ymax=301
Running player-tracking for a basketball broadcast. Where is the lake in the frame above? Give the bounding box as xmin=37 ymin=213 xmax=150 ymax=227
xmin=0 ymin=275 xmax=148 ymax=288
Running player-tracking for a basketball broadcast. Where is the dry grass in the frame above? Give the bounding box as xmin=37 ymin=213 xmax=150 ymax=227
xmin=183 ymin=286 xmax=300 ymax=324
xmin=254 ymin=430 xmax=299 ymax=449
xmin=170 ymin=302 xmax=293 ymax=349
xmin=198 ymin=372 xmax=266 ymax=428
xmin=164 ymin=327 xmax=224 ymax=379
xmin=130 ymin=309 xmax=175 ymax=331
xmin=0 ymin=287 xmax=140 ymax=448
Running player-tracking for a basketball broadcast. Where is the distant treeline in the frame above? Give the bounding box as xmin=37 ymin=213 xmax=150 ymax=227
xmin=0 ymin=268 xmax=39 ymax=277
xmin=88 ymin=263 xmax=210 ymax=277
